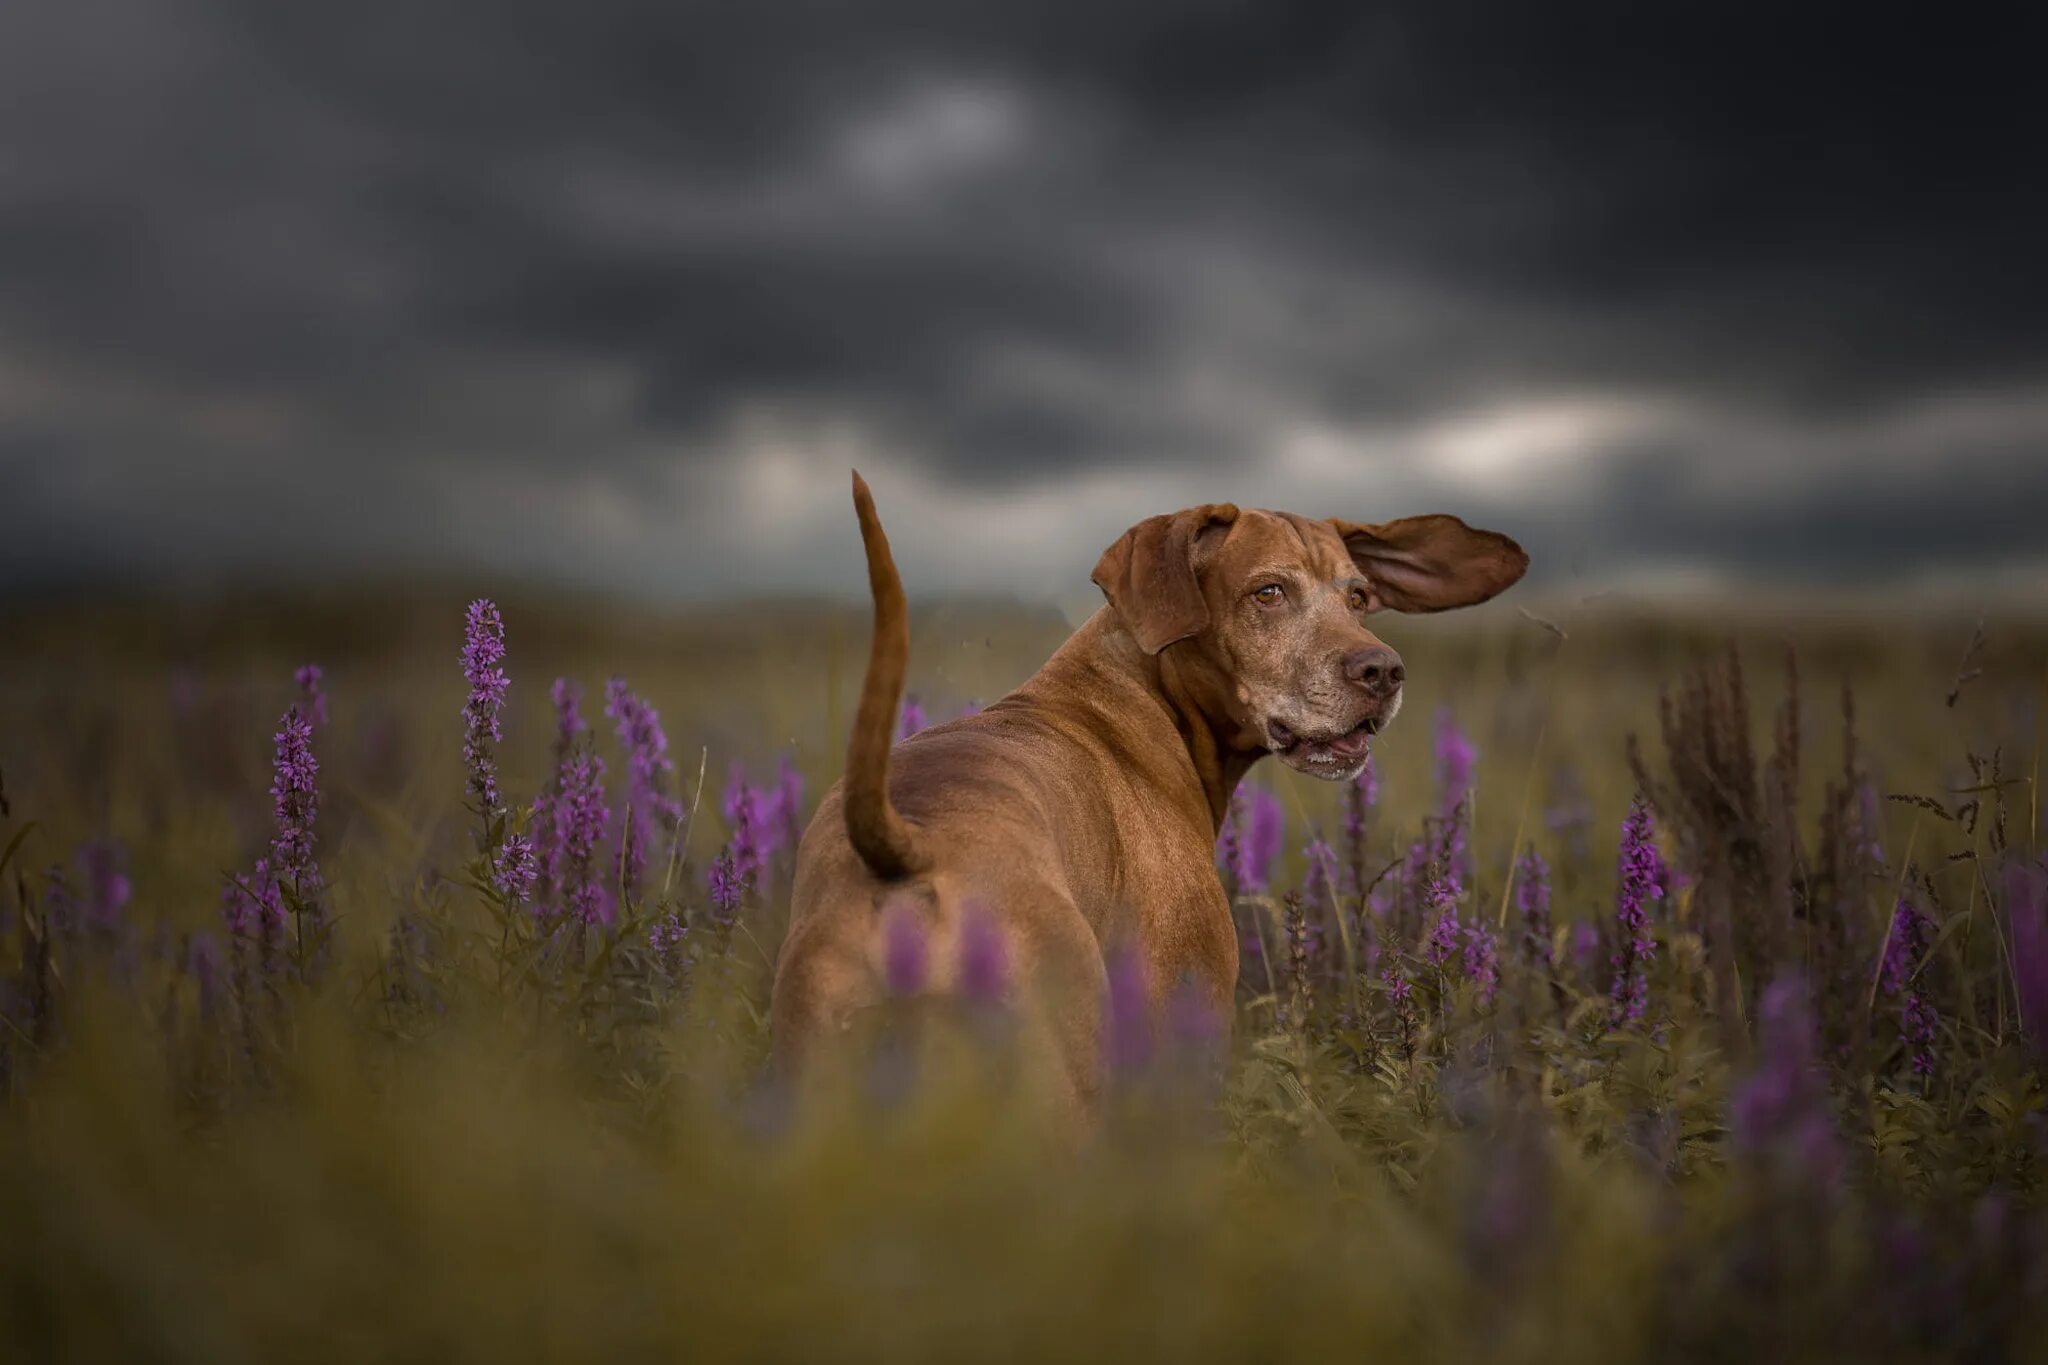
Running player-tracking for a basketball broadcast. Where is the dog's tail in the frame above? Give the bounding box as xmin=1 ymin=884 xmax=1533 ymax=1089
xmin=843 ymin=471 xmax=931 ymax=881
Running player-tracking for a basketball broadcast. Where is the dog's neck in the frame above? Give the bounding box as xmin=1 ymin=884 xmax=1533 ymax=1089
xmin=1019 ymin=608 xmax=1261 ymax=834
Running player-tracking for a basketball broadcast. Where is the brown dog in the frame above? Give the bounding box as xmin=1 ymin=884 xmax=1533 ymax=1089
xmin=771 ymin=472 xmax=1527 ymax=1113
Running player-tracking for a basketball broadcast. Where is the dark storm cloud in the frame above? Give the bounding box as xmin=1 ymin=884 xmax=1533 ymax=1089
xmin=2 ymin=0 xmax=2045 ymax=595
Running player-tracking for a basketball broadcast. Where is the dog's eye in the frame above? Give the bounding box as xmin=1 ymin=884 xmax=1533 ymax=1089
xmin=1348 ymin=587 xmax=1371 ymax=612
xmin=1251 ymin=584 xmax=1285 ymax=607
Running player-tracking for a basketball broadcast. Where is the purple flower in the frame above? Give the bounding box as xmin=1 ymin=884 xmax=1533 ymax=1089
xmin=295 ymin=663 xmax=328 ymax=729
xmin=1434 ymin=706 xmax=1477 ymax=815
xmin=1463 ymin=920 xmax=1500 ymax=1005
xmin=460 ymin=600 xmax=509 ymax=810
xmin=1902 ymin=994 xmax=1939 ymax=1078
xmin=1730 ymin=976 xmax=1843 ymax=1192
xmin=1515 ymin=847 xmax=1553 ymax=969
xmin=551 ymin=678 xmax=586 ymax=752
xmin=1103 ymin=946 xmax=1154 ymax=1075
xmin=958 ymin=700 xmax=984 ymax=719
xmin=899 ymin=696 xmax=927 ymax=740
xmin=957 ymin=903 xmax=1008 ymax=1004
xmin=1434 ymin=813 xmax=1471 ymax=898
xmin=531 ymin=680 xmax=589 ymax=911
xmin=1608 ymin=796 xmax=1665 ymax=1028
xmin=78 ymin=840 xmax=132 ymax=930
xmin=1879 ymin=896 xmax=1931 ymax=994
xmin=1424 ymin=877 xmax=1463 ymax=970
xmin=723 ymin=760 xmax=795 ymax=875
xmin=706 ymin=847 xmax=745 ymax=931
xmin=649 ymin=912 xmax=689 ymax=977
xmin=2008 ymin=859 xmax=2048 ymax=1063
xmin=1384 ymin=962 xmax=1420 ymax=1059
xmin=730 ymin=785 xmax=764 ymax=886
xmin=1216 ymin=786 xmax=1286 ymax=897
xmin=607 ymin=678 xmax=683 ymax=901
xmin=492 ymin=832 xmax=538 ymax=906
xmin=720 ymin=761 xmax=752 ymax=828
xmin=221 ymin=860 xmax=285 ymax=939
xmin=1571 ymin=922 xmax=1601 ymax=975
xmin=556 ymin=750 xmax=610 ymax=926
xmin=1351 ymin=753 xmax=1380 ymax=813
xmin=1240 ymin=786 xmax=1285 ymax=893
xmin=269 ymin=704 xmax=320 ymax=897
xmin=882 ymin=901 xmax=928 ymax=996
xmin=1216 ymin=788 xmax=1245 ymax=891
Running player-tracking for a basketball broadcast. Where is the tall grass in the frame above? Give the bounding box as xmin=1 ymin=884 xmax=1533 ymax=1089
xmin=2 ymin=589 xmax=2045 ymax=1361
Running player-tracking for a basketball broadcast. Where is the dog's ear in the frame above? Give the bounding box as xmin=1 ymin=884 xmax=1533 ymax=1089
xmin=1332 ymin=514 xmax=1528 ymax=613
xmin=1092 ymin=504 xmax=1239 ymax=653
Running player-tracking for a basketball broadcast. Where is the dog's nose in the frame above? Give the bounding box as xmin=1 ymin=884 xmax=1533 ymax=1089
xmin=1344 ymin=644 xmax=1405 ymax=695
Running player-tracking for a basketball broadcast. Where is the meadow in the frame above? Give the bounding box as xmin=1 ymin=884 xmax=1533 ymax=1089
xmin=2 ymin=584 xmax=2046 ymax=1362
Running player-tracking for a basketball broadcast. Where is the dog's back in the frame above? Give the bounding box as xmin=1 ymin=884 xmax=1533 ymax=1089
xmin=769 ymin=477 xmax=1116 ymax=1110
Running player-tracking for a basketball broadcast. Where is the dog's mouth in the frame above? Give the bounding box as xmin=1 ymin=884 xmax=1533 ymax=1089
xmin=1267 ymin=714 xmax=1380 ymax=773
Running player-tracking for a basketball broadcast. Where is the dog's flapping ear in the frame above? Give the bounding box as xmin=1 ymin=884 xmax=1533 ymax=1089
xmin=1092 ymin=504 xmax=1240 ymax=653
xmin=1332 ymin=514 xmax=1528 ymax=614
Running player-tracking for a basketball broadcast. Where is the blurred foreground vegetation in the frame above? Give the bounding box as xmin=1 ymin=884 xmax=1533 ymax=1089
xmin=2 ymin=586 xmax=2046 ymax=1362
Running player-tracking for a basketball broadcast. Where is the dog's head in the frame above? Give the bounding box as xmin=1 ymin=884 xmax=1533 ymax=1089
xmin=1092 ymin=505 xmax=1527 ymax=780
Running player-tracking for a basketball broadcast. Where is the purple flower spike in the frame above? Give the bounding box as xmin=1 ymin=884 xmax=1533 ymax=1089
xmin=899 ymin=696 xmax=927 ymax=740
xmin=460 ymin=600 xmax=509 ymax=810
xmin=1103 ymin=946 xmax=1154 ymax=1075
xmin=531 ymin=678 xmax=592 ymax=918
xmin=79 ymin=840 xmax=132 ymax=930
xmin=1216 ymin=788 xmax=1245 ymax=891
xmin=551 ymin=678 xmax=585 ymax=748
xmin=1244 ymin=787 xmax=1285 ymax=894
xmin=1608 ymin=796 xmax=1665 ymax=1028
xmin=1880 ymin=893 xmax=1939 ymax=1077
xmin=1384 ymin=963 xmax=1420 ymax=1059
xmin=1462 ymin=920 xmax=1500 ymax=1005
xmin=882 ymin=901 xmax=929 ymax=996
xmin=958 ymin=700 xmax=983 ymax=719
xmin=607 ymin=678 xmax=683 ymax=901
xmin=221 ymin=860 xmax=285 ymax=939
xmin=1434 ymin=706 xmax=1477 ymax=814
xmin=270 ymin=704 xmax=321 ymax=898
xmin=705 ymin=847 xmax=745 ymax=931
xmin=1731 ymin=975 xmax=1843 ymax=1193
xmin=295 ymin=663 xmax=328 ymax=729
xmin=493 ymin=832 xmax=539 ymax=906
xmin=649 ymin=912 xmax=689 ymax=976
xmin=1424 ymin=875 xmax=1462 ymax=970
xmin=1571 ymin=921 xmax=1601 ymax=975
xmin=1515 ymin=848 xmax=1553 ymax=969
xmin=721 ymin=761 xmax=752 ymax=828
xmin=957 ymin=903 xmax=1009 ymax=1004
xmin=2007 ymin=859 xmax=2048 ymax=1062
xmin=557 ymin=751 xmax=610 ymax=926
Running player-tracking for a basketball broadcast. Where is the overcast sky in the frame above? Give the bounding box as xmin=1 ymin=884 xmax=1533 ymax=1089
xmin=4 ymin=2 xmax=2046 ymax=602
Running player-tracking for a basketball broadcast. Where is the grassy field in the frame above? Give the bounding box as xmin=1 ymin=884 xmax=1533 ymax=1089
xmin=2 ymin=585 xmax=2046 ymax=1362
